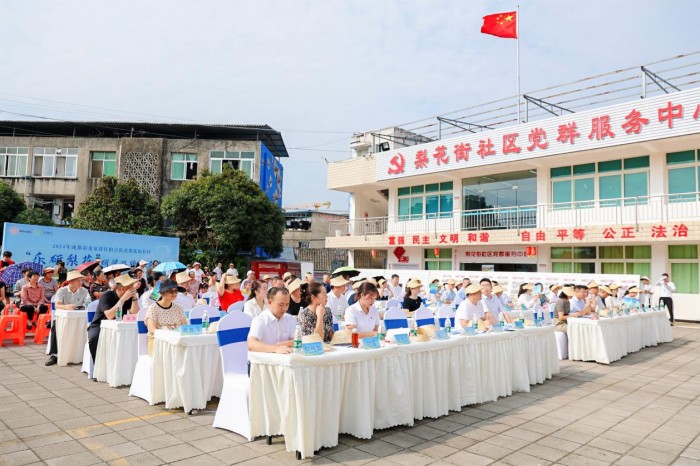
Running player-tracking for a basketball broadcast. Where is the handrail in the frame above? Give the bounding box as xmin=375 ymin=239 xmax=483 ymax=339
xmin=328 ymin=192 xmax=700 ymax=237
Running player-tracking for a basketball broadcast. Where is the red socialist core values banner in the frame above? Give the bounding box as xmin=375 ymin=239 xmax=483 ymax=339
xmin=481 ymin=11 xmax=517 ymax=39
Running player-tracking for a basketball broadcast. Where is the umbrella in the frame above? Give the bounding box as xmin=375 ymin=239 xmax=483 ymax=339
xmin=152 ymin=261 xmax=187 ymax=273
xmin=0 ymin=264 xmax=25 ymax=286
xmin=102 ymin=263 xmax=131 ymax=274
xmin=77 ymin=260 xmax=100 ymax=273
xmin=17 ymin=262 xmax=43 ymax=274
xmin=330 ymin=266 xmax=360 ymax=278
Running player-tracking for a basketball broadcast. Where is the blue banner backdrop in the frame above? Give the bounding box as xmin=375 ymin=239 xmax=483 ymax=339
xmin=1 ymin=223 xmax=179 ymax=268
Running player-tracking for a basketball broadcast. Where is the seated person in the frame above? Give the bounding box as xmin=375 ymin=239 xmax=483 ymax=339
xmin=211 ymin=273 xmax=244 ymax=311
xmin=622 ymin=287 xmax=641 ymax=307
xmin=20 ymin=271 xmax=49 ymax=330
xmin=456 ymin=283 xmax=490 ymax=327
xmin=569 ymin=285 xmax=596 ymax=315
xmin=45 ymin=270 xmax=91 ymax=366
xmin=87 ymin=274 xmax=140 ymax=364
xmin=480 ymin=278 xmax=503 ymax=323
xmin=248 ymin=287 xmax=295 ymax=353
xmin=442 ymin=278 xmax=457 ymax=304
xmin=344 ymin=282 xmax=380 ymax=338
xmin=347 ymin=279 xmax=365 ymax=306
xmin=402 ymin=278 xmax=423 ymax=312
xmin=174 ymin=271 xmax=196 ymax=309
xmin=243 ymin=280 xmax=268 ymax=319
xmin=145 ymin=279 xmax=187 ymax=332
xmin=554 ymin=286 xmax=576 ymax=333
xmin=298 ymin=282 xmax=334 ymax=343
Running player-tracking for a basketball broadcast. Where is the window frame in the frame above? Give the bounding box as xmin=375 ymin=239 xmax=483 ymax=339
xmin=170 ymin=152 xmax=199 ymax=181
xmin=398 ymin=182 xmax=453 ymax=221
xmin=209 ymin=150 xmax=256 ymax=179
xmin=32 ymin=147 xmax=78 ymax=179
xmin=666 ymin=149 xmax=699 ymax=203
xmin=0 ymin=147 xmax=29 ymax=177
xmin=89 ymin=151 xmax=117 ymax=179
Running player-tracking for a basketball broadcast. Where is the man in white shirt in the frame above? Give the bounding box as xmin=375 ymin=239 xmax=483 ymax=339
xmin=638 ymin=276 xmax=653 ymax=309
xmin=226 ymin=263 xmax=238 ymax=276
xmin=657 ymin=273 xmax=676 ymax=324
xmin=442 ymin=279 xmax=457 ymax=304
xmin=569 ymin=285 xmax=595 ymax=315
xmin=327 ymin=276 xmax=349 ymax=317
xmin=480 ymin=278 xmax=503 ymax=322
xmin=212 ymin=263 xmax=223 ymax=280
xmin=248 ymin=287 xmax=295 ymax=353
xmin=387 ymin=274 xmax=404 ymax=301
xmin=456 ymin=283 xmax=488 ymax=327
xmin=587 ymin=281 xmax=605 ymax=311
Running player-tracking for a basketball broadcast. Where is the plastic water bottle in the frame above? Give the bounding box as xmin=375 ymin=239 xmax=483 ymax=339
xmin=444 ymin=316 xmax=452 ymax=334
xmin=293 ymin=324 xmax=302 ymax=353
xmin=116 ymin=304 xmax=122 ymax=321
xmin=410 ymin=319 xmax=417 ymax=337
xmin=518 ymin=309 xmax=525 ymax=324
xmin=498 ymin=312 xmax=505 ymax=326
xmin=472 ymin=318 xmax=479 ymax=331
xmin=377 ymin=320 xmax=385 ymax=347
xmin=202 ymin=310 xmax=209 ymax=330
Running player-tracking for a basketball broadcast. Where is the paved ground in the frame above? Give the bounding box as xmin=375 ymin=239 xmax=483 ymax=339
xmin=1 ymin=325 xmax=700 ymax=466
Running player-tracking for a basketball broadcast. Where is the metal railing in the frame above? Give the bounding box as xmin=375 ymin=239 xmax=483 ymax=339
xmin=328 ymin=192 xmax=700 ymax=238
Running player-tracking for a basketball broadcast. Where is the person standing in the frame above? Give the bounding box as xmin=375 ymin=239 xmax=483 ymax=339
xmin=213 ymin=262 xmax=223 ymax=280
xmin=639 ymin=276 xmax=654 ymax=308
xmin=657 ymin=273 xmax=676 ymax=325
xmin=387 ymin=274 xmax=404 ymax=301
xmin=226 ymin=262 xmax=238 ymax=276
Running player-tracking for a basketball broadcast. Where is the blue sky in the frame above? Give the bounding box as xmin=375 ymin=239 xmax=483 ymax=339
xmin=2 ymin=0 xmax=698 ymax=210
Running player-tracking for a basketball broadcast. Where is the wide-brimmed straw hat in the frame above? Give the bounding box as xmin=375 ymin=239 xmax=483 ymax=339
xmin=65 ymin=270 xmax=83 ymax=282
xmin=406 ymin=278 xmax=422 ymax=289
xmin=330 ymin=276 xmax=349 ymax=287
xmin=465 ymin=283 xmax=482 ymax=294
xmin=286 ymin=278 xmax=302 ymax=293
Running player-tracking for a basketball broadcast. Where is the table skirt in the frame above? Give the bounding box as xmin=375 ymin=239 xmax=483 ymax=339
xmin=55 ymin=311 xmax=87 ymax=366
xmin=94 ymin=321 xmax=138 ymax=387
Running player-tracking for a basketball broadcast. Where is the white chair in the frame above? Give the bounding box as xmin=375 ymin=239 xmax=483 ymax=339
xmin=414 ymin=306 xmax=434 ymax=327
xmin=81 ymin=301 xmax=99 ymax=379
xmin=555 ymin=332 xmax=568 ymax=360
xmin=345 ymin=290 xmax=355 ymax=301
xmin=437 ymin=305 xmax=456 ymax=328
xmin=453 ymin=296 xmax=464 ymax=307
xmin=383 ymin=307 xmax=408 ymax=331
xmin=129 ymin=307 xmax=155 ymax=404
xmin=189 ymin=304 xmax=220 ymax=324
xmin=212 ymin=312 xmax=253 ymax=440
xmin=226 ymin=301 xmax=245 ymax=313
xmin=386 ymin=299 xmax=399 ymax=309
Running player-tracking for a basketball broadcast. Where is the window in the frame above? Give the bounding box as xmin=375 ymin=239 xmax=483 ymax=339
xmin=667 ymin=149 xmax=700 ymax=202
xmin=424 ymin=248 xmax=452 ymax=270
xmin=209 ymin=151 xmax=255 ymax=179
xmin=398 ymin=182 xmax=453 ymax=221
xmin=551 ymin=156 xmax=649 ymax=208
xmin=669 ymin=245 xmax=699 ymax=294
xmin=0 ymin=147 xmax=29 ymax=177
xmin=550 ymin=246 xmax=596 ymax=274
xmin=298 ymin=241 xmax=310 ymax=248
xmin=90 ymin=151 xmax=116 ymax=178
xmin=171 ymin=153 xmax=198 ymax=180
xmin=32 ymin=148 xmax=78 ymax=178
xmin=600 ymin=245 xmax=651 ymax=277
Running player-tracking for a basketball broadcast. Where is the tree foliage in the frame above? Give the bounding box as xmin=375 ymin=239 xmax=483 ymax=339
xmin=0 ymin=181 xmax=26 ymax=231
xmin=14 ymin=208 xmax=55 ymax=226
xmin=162 ymin=169 xmax=284 ymax=264
xmin=71 ymin=177 xmax=163 ymax=235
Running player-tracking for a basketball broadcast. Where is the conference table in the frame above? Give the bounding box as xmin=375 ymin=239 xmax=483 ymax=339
xmin=568 ymin=310 xmax=673 ymax=364
xmin=94 ymin=320 xmax=138 ymax=387
xmin=151 ymin=329 xmax=223 ymax=413
xmin=248 ymin=325 xmax=559 ymax=458
xmin=54 ymin=310 xmax=88 ymax=366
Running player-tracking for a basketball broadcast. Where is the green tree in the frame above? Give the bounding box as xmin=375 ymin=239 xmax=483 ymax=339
xmin=162 ymin=169 xmax=284 ymax=264
xmin=14 ymin=208 xmax=54 ymax=226
xmin=72 ymin=177 xmax=163 ymax=235
xmin=0 ymin=181 xmax=26 ymax=231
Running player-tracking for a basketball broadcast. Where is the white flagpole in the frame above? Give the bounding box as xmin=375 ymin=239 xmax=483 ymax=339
xmin=516 ymin=5 xmax=521 ymax=123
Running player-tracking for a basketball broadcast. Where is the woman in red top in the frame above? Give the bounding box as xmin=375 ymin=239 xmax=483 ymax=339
xmin=20 ymin=271 xmax=49 ymax=329
xmin=213 ymin=274 xmax=244 ymax=312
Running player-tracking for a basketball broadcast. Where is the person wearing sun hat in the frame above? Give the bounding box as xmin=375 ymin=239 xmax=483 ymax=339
xmin=173 ymin=271 xmax=196 ymax=309
xmin=39 ymin=267 xmax=58 ymax=302
xmin=623 ymin=286 xmax=642 ymax=307
xmin=517 ymin=283 xmax=536 ymax=309
xmin=145 ymin=279 xmax=188 ymax=339
xmin=442 ymin=278 xmax=457 ymax=304
xmin=210 ymin=272 xmax=243 ymax=312
xmin=586 ymin=281 xmax=605 ymax=310
xmin=285 ymin=278 xmax=304 ymax=316
xmin=45 ymin=270 xmax=93 ymax=366
xmin=599 ymin=285 xmax=614 ymax=309
xmin=402 ymin=278 xmax=423 ymax=312
xmin=456 ymin=283 xmax=490 ymax=327
xmin=327 ymin=275 xmax=350 ymax=317
xmin=87 ymin=273 xmax=140 ymax=364
xmin=553 ymin=286 xmax=576 ymax=333
xmin=639 ymin=276 xmax=653 ymax=308
xmin=547 ymin=284 xmax=563 ymax=306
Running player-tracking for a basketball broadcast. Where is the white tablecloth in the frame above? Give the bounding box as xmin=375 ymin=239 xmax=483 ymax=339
xmin=568 ymin=310 xmax=673 ymax=364
xmin=151 ymin=330 xmax=223 ymax=413
xmin=248 ymin=326 xmax=559 ymax=458
xmin=94 ymin=320 xmax=138 ymax=387
xmin=55 ymin=310 xmax=87 ymax=366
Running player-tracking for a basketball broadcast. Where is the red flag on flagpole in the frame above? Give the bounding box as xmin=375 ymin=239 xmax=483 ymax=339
xmin=481 ymin=11 xmax=517 ymax=39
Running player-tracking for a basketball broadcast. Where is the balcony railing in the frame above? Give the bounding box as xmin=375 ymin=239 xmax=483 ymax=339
xmin=328 ymin=192 xmax=700 ymax=238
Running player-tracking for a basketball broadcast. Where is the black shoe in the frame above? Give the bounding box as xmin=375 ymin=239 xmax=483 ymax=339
xmin=45 ymin=355 xmax=57 ymax=366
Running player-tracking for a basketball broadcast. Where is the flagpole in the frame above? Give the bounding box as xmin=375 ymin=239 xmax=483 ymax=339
xmin=516 ymin=4 xmax=521 ymax=123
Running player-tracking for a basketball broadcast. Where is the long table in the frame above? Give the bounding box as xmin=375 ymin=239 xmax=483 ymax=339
xmin=568 ymin=310 xmax=673 ymax=364
xmin=248 ymin=326 xmax=559 ymax=458
xmin=94 ymin=320 xmax=138 ymax=387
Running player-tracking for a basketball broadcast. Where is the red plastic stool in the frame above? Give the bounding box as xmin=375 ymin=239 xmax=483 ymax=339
xmin=0 ymin=315 xmax=25 ymax=347
xmin=34 ymin=313 xmax=52 ymax=344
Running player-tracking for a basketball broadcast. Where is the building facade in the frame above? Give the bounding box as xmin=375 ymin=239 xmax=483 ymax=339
xmin=327 ymin=87 xmax=700 ymax=321
xmin=0 ymin=122 xmax=287 ymax=223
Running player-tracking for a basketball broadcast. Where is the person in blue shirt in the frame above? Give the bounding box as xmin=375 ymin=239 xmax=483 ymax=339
xmin=622 ymin=287 xmax=641 ymax=307
xmin=442 ymin=278 xmax=457 ymax=304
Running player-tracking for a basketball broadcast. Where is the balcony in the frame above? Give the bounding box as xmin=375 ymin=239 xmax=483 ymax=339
xmin=328 ymin=192 xmax=700 ymax=238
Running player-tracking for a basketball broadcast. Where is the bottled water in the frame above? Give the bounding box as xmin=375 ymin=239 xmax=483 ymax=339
xmin=293 ymin=324 xmax=302 ymax=353
xmin=444 ymin=316 xmax=452 ymax=334
xmin=377 ymin=320 xmax=385 ymax=347
xmin=116 ymin=304 xmax=122 ymax=321
xmin=202 ymin=310 xmax=209 ymax=329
